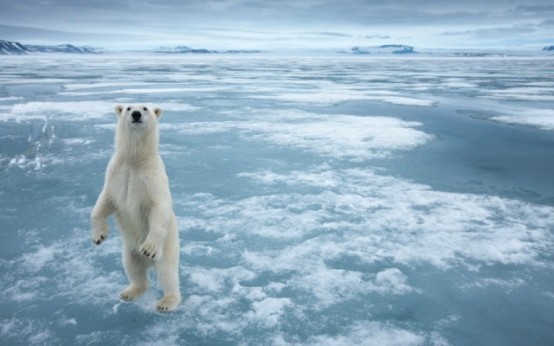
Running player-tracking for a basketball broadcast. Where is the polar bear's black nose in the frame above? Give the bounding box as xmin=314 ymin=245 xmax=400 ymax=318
xmin=131 ymin=111 xmax=142 ymax=122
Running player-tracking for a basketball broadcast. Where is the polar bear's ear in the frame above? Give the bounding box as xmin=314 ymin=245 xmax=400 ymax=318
xmin=115 ymin=105 xmax=124 ymax=117
xmin=154 ymin=107 xmax=162 ymax=119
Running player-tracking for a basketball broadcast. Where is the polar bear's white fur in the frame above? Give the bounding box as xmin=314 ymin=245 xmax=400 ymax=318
xmin=91 ymin=104 xmax=180 ymax=312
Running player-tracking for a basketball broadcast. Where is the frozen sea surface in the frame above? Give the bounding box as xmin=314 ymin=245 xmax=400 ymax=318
xmin=1 ymin=55 xmax=554 ymax=345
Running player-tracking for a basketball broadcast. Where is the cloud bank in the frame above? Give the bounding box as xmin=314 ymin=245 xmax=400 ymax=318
xmin=1 ymin=0 xmax=553 ymax=49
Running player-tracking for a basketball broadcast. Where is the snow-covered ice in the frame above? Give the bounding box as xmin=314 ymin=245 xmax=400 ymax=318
xmin=1 ymin=55 xmax=554 ymax=345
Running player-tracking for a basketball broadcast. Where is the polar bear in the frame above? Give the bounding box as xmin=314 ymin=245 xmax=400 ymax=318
xmin=90 ymin=104 xmax=181 ymax=312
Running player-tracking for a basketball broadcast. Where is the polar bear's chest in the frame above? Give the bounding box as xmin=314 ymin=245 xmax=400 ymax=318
xmin=110 ymin=167 xmax=152 ymax=219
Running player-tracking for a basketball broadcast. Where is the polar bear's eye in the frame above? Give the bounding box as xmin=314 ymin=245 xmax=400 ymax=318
xmin=127 ymin=107 xmax=131 ymax=111
xmin=143 ymin=107 xmax=148 ymax=111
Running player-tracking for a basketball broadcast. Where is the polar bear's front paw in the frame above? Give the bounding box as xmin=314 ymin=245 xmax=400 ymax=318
xmin=91 ymin=222 xmax=108 ymax=245
xmin=92 ymin=233 xmax=106 ymax=245
xmin=140 ymin=240 xmax=163 ymax=260
xmin=120 ymin=285 xmax=148 ymax=301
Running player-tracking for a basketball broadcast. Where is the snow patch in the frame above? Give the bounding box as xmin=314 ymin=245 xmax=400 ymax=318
xmin=166 ymin=109 xmax=432 ymax=161
xmin=3 ymin=101 xmax=114 ymax=122
xmin=481 ymin=87 xmax=554 ymax=102
xmin=245 ymin=297 xmax=292 ymax=328
xmin=491 ymin=109 xmax=554 ymax=130
xmin=251 ymin=90 xmax=435 ymax=106
xmin=306 ymin=321 xmax=425 ymax=346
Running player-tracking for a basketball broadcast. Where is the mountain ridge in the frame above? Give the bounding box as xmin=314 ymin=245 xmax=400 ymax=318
xmin=0 ymin=39 xmax=100 ymax=54
xmin=347 ymin=44 xmax=416 ymax=54
xmin=2 ymin=39 xmax=554 ymax=56
xmin=156 ymin=45 xmax=263 ymax=54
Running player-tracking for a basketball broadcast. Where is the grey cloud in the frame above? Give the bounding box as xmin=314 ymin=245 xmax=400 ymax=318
xmin=539 ymin=19 xmax=554 ymax=27
xmin=441 ymin=26 xmax=537 ymax=38
xmin=515 ymin=4 xmax=554 ymax=13
xmin=0 ymin=0 xmax=544 ymax=27
xmin=0 ymin=24 xmax=166 ymax=47
xmin=0 ymin=1 xmax=548 ymax=27
xmin=291 ymin=32 xmax=353 ymax=38
xmin=365 ymin=34 xmax=391 ymax=39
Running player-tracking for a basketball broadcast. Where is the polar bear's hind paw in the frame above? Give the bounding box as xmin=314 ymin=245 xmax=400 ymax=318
xmin=120 ymin=285 xmax=147 ymax=301
xmin=157 ymin=295 xmax=181 ymax=312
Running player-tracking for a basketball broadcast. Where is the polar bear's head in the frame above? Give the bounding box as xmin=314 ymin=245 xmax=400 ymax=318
xmin=115 ymin=104 xmax=162 ymax=130
xmin=114 ymin=104 xmax=163 ymax=156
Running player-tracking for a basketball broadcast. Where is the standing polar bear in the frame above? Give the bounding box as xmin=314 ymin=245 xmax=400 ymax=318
xmin=91 ymin=104 xmax=181 ymax=312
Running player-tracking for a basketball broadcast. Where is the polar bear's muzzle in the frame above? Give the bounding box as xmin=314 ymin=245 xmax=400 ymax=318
xmin=131 ymin=111 xmax=142 ymax=123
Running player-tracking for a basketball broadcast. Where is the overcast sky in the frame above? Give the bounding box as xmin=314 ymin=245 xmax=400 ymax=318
xmin=1 ymin=0 xmax=553 ymax=50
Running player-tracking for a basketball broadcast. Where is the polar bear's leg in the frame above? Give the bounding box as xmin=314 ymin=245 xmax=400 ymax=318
xmin=155 ymin=221 xmax=181 ymax=312
xmin=120 ymin=245 xmax=150 ymax=301
xmin=155 ymin=257 xmax=181 ymax=311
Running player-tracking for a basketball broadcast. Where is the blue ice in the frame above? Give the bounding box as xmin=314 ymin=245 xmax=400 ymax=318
xmin=1 ymin=55 xmax=554 ymax=345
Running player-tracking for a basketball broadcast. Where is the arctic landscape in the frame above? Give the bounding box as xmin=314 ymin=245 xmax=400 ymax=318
xmin=0 ymin=51 xmax=553 ymax=345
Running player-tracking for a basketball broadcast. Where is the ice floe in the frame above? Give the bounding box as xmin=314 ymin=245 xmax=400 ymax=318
xmin=491 ymin=109 xmax=554 ymax=131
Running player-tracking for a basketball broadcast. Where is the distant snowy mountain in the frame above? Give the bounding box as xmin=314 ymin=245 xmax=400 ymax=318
xmin=157 ymin=46 xmax=216 ymax=54
xmin=26 ymin=44 xmax=99 ymax=54
xmin=347 ymin=45 xmax=416 ymax=55
xmin=543 ymin=45 xmax=554 ymax=51
xmin=156 ymin=45 xmax=262 ymax=54
xmin=0 ymin=40 xmax=31 ymax=54
xmin=0 ymin=39 xmax=101 ymax=55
